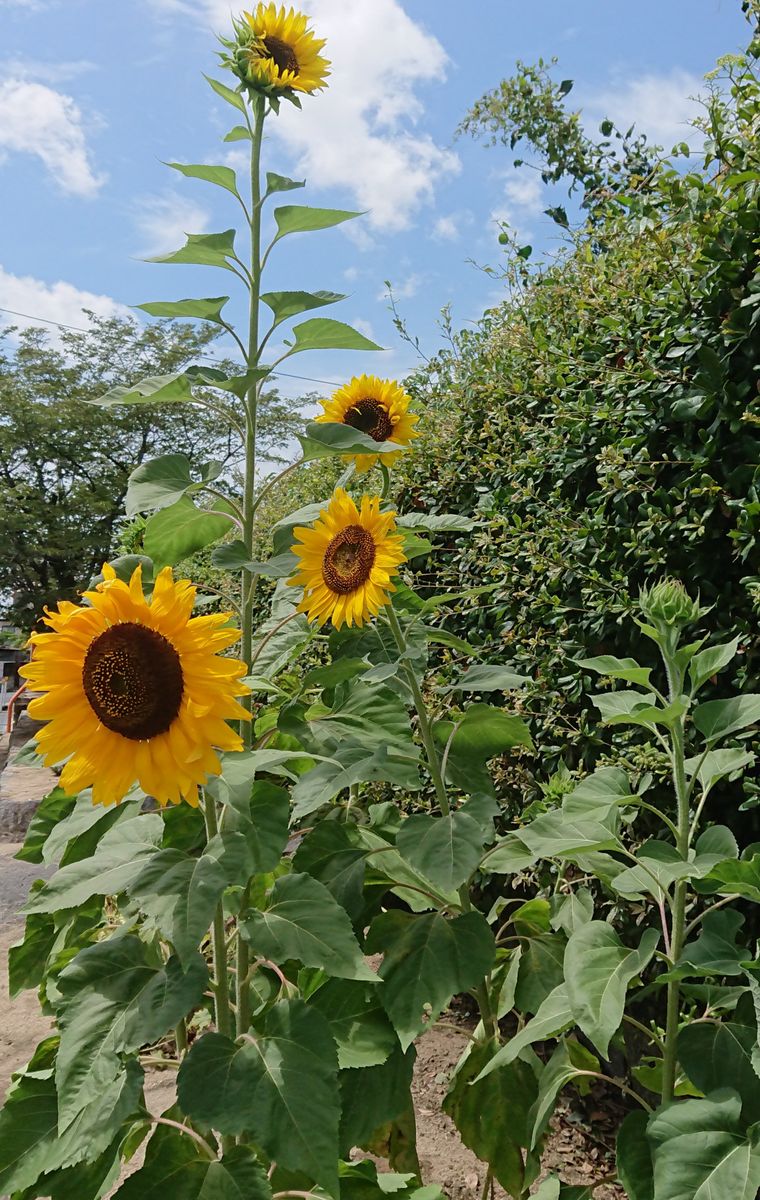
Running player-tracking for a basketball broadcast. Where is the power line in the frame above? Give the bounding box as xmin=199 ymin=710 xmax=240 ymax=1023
xmin=0 ymin=305 xmax=419 ymax=389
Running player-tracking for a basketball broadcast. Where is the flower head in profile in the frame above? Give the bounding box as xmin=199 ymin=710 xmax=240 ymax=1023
xmin=288 ymin=488 xmax=406 ymax=629
xmin=317 ymin=375 xmax=419 ymax=472
xmin=228 ymin=4 xmax=330 ymax=97
xmin=20 ymin=564 xmax=250 ymax=808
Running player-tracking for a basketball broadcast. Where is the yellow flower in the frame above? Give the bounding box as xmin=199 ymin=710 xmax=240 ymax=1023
xmin=289 ymin=488 xmax=406 ymax=629
xmin=20 ymin=564 xmax=250 ymax=808
xmin=238 ymin=4 xmax=330 ymax=95
xmin=316 ymin=375 xmax=419 ymax=473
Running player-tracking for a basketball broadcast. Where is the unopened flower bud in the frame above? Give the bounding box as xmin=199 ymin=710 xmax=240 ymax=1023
xmin=639 ymin=578 xmax=701 ymax=630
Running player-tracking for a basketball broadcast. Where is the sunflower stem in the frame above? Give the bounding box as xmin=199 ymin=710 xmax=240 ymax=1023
xmin=202 ymin=796 xmax=233 ymax=1041
xmin=385 ymin=604 xmax=499 ymax=1041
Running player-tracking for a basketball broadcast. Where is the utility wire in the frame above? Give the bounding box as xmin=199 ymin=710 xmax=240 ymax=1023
xmin=0 ymin=305 xmax=418 ymax=389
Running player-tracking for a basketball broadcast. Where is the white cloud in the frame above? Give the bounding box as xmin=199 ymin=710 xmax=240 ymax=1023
xmin=1 ymin=57 xmax=97 ymax=84
xmin=133 ymin=193 xmax=211 ymax=256
xmin=380 ymin=274 xmax=420 ymax=301
xmin=0 ymin=78 xmax=103 ymax=195
xmin=0 ymin=265 xmax=129 ymax=343
xmin=433 ymin=214 xmax=459 ymax=242
xmin=149 ymin=0 xmax=460 ymax=231
xmin=491 ymin=172 xmax=544 ymax=240
xmin=586 ymin=70 xmax=705 ymax=148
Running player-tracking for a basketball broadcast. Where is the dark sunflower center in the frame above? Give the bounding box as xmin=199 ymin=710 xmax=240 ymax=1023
xmin=263 ymin=35 xmax=299 ymax=76
xmin=82 ymin=623 xmax=184 ymax=741
xmin=322 ymin=525 xmax=376 ymax=594
xmin=344 ymin=398 xmax=394 ymax=443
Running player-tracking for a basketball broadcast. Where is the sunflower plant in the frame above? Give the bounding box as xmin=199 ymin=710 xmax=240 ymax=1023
xmin=0 ymin=8 xmax=534 ymax=1199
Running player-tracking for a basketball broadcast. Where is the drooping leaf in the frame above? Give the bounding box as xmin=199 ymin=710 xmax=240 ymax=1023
xmin=126 ymin=452 xmax=199 ymax=516
xmin=514 ymin=933 xmax=567 ymax=1013
xmin=291 ymin=744 xmax=421 ymax=821
xmin=54 ymin=937 xmax=207 ymax=1127
xmin=679 ymin=909 xmax=747 ymax=976
xmin=337 ymin=1045 xmax=415 ymax=1156
xmin=443 ymin=663 xmax=529 ymax=692
xmin=616 ymin=1110 xmax=654 ymax=1200
xmin=695 ymin=854 xmax=760 ymax=903
xmin=366 ymin=910 xmax=495 ymax=1049
xmin=475 ymin=984 xmax=574 ymax=1081
xmin=137 ymin=296 xmax=230 ymax=323
xmin=212 ymin=778 xmax=291 ymax=875
xmin=14 ymin=786 xmax=77 ymax=863
xmin=433 ymin=703 xmax=533 ymax=793
xmin=564 ymin=923 xmax=659 ymax=1058
xmin=528 ymin=1038 xmax=600 ymax=1149
xmin=125 ymin=847 xmax=229 ymax=964
xmin=243 ymin=872 xmax=376 ymax=980
xmin=204 ymin=73 xmax=247 ymax=114
xmin=292 ymin=821 xmax=367 ymax=921
xmin=396 ymin=811 xmax=485 ymax=893
xmin=283 ymin=317 xmax=384 ymax=357
xmin=309 ymin=978 xmax=397 ymax=1069
xmin=298 ymin=420 xmax=401 ymax=462
xmin=177 ymin=1001 xmax=340 ymax=1195
xmin=678 ymin=995 xmax=760 ymax=1121
xmin=648 ymin=1090 xmax=760 ymax=1200
xmin=551 ymin=888 xmax=594 ymax=936
xmin=574 ymin=655 xmax=652 ymax=688
xmin=444 ymin=1039 xmax=538 ymax=1197
xmin=517 ymin=811 xmax=620 ymax=859
xmin=685 ymin=747 xmax=756 ymax=792
xmin=273 ymin=205 xmax=362 ymax=244
xmin=143 ymin=496 xmax=233 ymax=567
xmin=261 ymin=289 xmax=345 ymax=327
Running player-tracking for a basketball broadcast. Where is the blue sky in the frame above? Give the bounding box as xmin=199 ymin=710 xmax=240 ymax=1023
xmin=0 ymin=0 xmax=750 ymax=403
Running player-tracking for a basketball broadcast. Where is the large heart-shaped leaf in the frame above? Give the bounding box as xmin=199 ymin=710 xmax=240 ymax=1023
xmin=112 ymin=1122 xmax=271 ymax=1200
xmin=143 ymin=496 xmax=234 ymax=567
xmin=564 ymin=922 xmax=659 ymax=1057
xmin=396 ymin=811 xmax=485 ymax=893
xmin=648 ymin=1090 xmax=760 ymax=1200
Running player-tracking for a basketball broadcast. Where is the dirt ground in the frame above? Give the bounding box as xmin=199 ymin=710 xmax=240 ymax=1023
xmin=0 ymin=912 xmax=623 ymax=1200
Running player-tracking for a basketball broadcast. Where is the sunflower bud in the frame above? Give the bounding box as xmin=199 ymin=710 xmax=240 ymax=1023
xmin=639 ymin=578 xmax=702 ymax=630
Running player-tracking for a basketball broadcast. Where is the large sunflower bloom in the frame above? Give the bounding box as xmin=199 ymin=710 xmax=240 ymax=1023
xmin=289 ymin=489 xmax=406 ymax=629
xmin=238 ymin=4 xmax=330 ymax=95
xmin=317 ymin=375 xmax=419 ymax=473
xmin=20 ymin=564 xmax=250 ymax=808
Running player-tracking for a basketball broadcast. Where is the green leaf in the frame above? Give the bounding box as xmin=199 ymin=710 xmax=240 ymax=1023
xmin=24 ymin=817 xmax=163 ymax=913
xmin=648 ymin=1090 xmax=760 ymax=1200
xmin=689 ymin=637 xmax=741 ymax=693
xmin=204 ymin=73 xmax=247 ymax=113
xmin=212 ymin=777 xmax=290 ymax=875
xmin=564 ymin=923 xmax=659 ymax=1057
xmin=273 ymin=205 xmax=362 ymax=243
xmin=136 ymin=296 xmax=230 ymax=324
xmin=292 ymin=821 xmax=367 ymax=922
xmin=126 ymin=452 xmax=202 ymax=516
xmin=443 ymin=1039 xmax=538 ymax=1197
xmin=243 ymin=872 xmax=376 ymax=980
xmin=113 ymin=1123 xmax=272 ymax=1200
xmin=686 ymin=747 xmax=756 ymax=792
xmin=396 ymin=512 xmax=476 ymax=532
xmin=678 ymin=996 xmax=760 ymax=1120
xmin=337 ymin=1045 xmax=415 ymax=1156
xmin=444 ymin=664 xmax=529 ymax=692
xmin=612 ymin=842 xmax=697 ymax=902
xmin=166 ymin=161 xmax=241 ymax=199
xmin=475 ymin=984 xmax=574 ymax=1081
xmin=177 ymin=1001 xmax=340 ymax=1194
xmin=298 ymin=420 xmax=401 ymax=462
xmin=262 ymin=289 xmax=345 ymax=328
xmin=90 ymin=371 xmax=194 ymax=408
xmin=482 ymin=833 xmax=537 ymax=875
xmin=366 ymin=910 xmax=495 ymax=1049
xmin=308 ymin=681 xmax=415 ymax=752
xmin=43 ymin=792 xmax=142 ymax=866
xmin=265 ymin=171 xmax=305 ymax=195
xmin=292 ymin=744 xmax=420 ymax=820
xmin=695 ymin=854 xmax=760 ymax=903
xmin=693 ymin=695 xmax=760 ymax=742
xmin=514 ymin=933 xmax=566 ymax=1013
xmin=14 ymin=786 xmax=77 ymax=863
xmin=146 ymin=229 xmax=237 ymax=269
xmin=679 ymin=909 xmax=747 ymax=976
xmin=574 ymin=655 xmax=652 ymax=687
xmin=433 ymin=703 xmax=533 ymax=793
xmin=143 ymin=496 xmax=233 ymax=567
xmin=528 ymin=1038 xmax=599 ymax=1149
xmin=283 ymin=317 xmax=384 ymax=357
xmin=592 ymin=690 xmax=685 ymax=729
xmin=125 ymin=846 xmax=228 ymax=963
xmin=55 ymin=937 xmax=206 ymax=1127
xmin=224 ymin=124 xmax=251 ymax=142
xmin=616 ymin=1110 xmax=654 ymax=1200
xmin=396 ymin=811 xmax=485 ymax=892
xmin=309 ymin=978 xmax=397 ymax=1068
xmin=517 ymin=811 xmax=620 ymax=859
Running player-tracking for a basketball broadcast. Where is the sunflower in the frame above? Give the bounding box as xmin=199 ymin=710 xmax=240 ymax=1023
xmin=20 ymin=564 xmax=250 ymax=808
xmin=235 ymin=4 xmax=330 ymax=95
xmin=289 ymin=488 xmax=406 ymax=629
xmin=316 ymin=375 xmax=419 ymax=473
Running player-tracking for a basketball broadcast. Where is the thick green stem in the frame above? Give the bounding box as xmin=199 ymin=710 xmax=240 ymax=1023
xmin=385 ymin=606 xmax=498 ymax=1041
xmin=203 ymin=797 xmax=233 ymax=1040
xmin=661 ymin=653 xmax=690 ymax=1105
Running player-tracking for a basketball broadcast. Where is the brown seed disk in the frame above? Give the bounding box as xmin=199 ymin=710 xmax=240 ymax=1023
xmin=82 ymin=622 xmax=184 ymax=740
xmin=344 ymin=398 xmax=394 ymax=443
xmin=263 ymin=35 xmax=300 ymax=76
xmin=322 ymin=525 xmax=376 ymax=594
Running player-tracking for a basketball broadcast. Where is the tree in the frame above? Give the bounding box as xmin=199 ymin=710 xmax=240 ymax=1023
xmin=0 ymin=314 xmax=307 ymax=625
